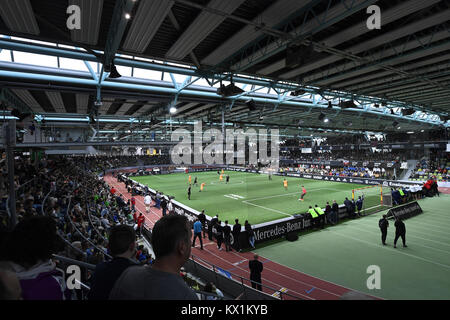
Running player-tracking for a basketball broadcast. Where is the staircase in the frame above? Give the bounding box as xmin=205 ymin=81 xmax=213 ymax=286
xmin=399 ymin=159 xmax=419 ymax=181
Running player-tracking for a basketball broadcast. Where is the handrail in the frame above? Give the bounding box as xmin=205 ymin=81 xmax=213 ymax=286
xmin=189 ymin=254 xmax=303 ymax=300
xmin=66 ymin=196 xmax=113 ymax=259
xmin=6 ymin=176 xmax=37 ymax=224
xmin=52 ymin=254 xmax=96 ymax=271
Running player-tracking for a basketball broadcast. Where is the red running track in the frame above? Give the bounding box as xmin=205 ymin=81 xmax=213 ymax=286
xmin=104 ymin=174 xmax=380 ymax=300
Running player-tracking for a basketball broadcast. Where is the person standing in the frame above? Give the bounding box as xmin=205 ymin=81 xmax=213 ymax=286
xmin=187 ymin=185 xmax=191 ymax=200
xmin=137 ymin=213 xmax=145 ymax=237
xmin=325 ymin=202 xmax=332 ymax=225
xmin=249 ymin=254 xmax=263 ymax=291
xmin=314 ymin=205 xmax=325 ymax=229
xmin=394 ymin=217 xmax=407 ymax=248
xmin=226 ymin=175 xmax=230 ymax=184
xmin=356 ymin=196 xmax=363 ymax=217
xmin=299 ymin=186 xmax=307 ymax=201
xmin=197 ymin=210 xmax=207 ymax=238
xmin=378 ymin=214 xmax=389 ymax=245
xmin=167 ymin=199 xmax=174 ymax=215
xmin=144 ymin=194 xmax=152 ymax=213
xmin=223 ymin=221 xmax=232 ymax=252
xmin=160 ymin=197 xmax=167 ymax=216
xmin=232 ymin=219 xmax=242 ymax=252
xmin=130 ymin=196 xmax=136 ymax=212
xmin=193 ymin=177 xmax=198 ymax=186
xmin=283 ymin=178 xmax=288 ymax=190
xmin=331 ymin=200 xmax=339 ymax=224
xmin=308 ymin=206 xmax=319 ymax=229
xmin=192 ymin=219 xmax=203 ymax=250
xmin=214 ymin=220 xmax=224 ymax=251
xmin=244 ymin=220 xmax=255 ymax=249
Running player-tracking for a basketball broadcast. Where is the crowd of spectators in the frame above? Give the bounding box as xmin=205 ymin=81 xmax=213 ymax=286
xmin=0 ymin=155 xmax=238 ymax=300
xmin=281 ymin=149 xmax=405 ymax=163
xmin=409 ymin=152 xmax=450 ymax=182
xmin=278 ymin=165 xmax=394 ymax=180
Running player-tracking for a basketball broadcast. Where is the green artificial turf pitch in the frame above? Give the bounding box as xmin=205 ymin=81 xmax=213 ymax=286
xmin=131 ymin=171 xmax=381 ymax=225
xmin=254 ymin=195 xmax=450 ymax=300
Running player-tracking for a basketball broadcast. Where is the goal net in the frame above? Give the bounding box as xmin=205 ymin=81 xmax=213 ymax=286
xmin=352 ymin=184 xmax=392 ymax=215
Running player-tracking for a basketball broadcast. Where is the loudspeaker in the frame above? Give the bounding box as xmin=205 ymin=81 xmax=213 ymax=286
xmin=285 ymin=232 xmax=298 ymax=242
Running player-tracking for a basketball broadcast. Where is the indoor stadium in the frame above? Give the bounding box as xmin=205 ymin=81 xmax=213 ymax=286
xmin=0 ymin=0 xmax=449 ymax=307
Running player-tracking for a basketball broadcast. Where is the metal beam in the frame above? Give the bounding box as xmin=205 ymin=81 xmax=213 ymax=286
xmin=229 ymin=0 xmax=378 ymax=72
xmin=103 ymin=0 xmax=136 ymax=70
xmin=0 ymin=88 xmax=33 ymax=114
xmin=275 ymin=1 xmax=445 ymax=78
xmin=166 ymin=0 xmax=244 ymax=60
xmin=1 ymin=68 xmax=446 ymax=127
xmin=308 ymin=29 xmax=450 ymax=86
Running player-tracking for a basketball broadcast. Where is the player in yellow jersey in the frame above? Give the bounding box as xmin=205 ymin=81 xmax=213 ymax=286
xmin=221 ymin=169 xmax=224 ymax=174
xmin=283 ymin=178 xmax=288 ymax=190
xmin=219 ymin=174 xmax=223 ymax=182
xmin=199 ymin=182 xmax=205 ymax=192
xmin=188 ymin=175 xmax=192 ymax=184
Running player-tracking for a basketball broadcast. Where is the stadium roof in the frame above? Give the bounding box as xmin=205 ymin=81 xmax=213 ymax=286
xmin=0 ymin=0 xmax=449 ymax=139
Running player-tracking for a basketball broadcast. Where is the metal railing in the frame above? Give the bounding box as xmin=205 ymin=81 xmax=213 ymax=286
xmin=188 ymin=254 xmax=304 ymax=300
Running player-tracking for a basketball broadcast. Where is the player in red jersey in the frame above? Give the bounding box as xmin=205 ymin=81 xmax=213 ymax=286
xmin=299 ymin=186 xmax=307 ymax=201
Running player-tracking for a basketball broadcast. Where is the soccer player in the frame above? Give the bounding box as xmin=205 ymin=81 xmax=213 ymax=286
xmin=283 ymin=178 xmax=288 ymax=190
xmin=299 ymin=186 xmax=307 ymax=201
xmin=221 ymin=169 xmax=224 ymax=175
xmin=188 ymin=175 xmax=192 ymax=185
xmin=193 ymin=176 xmax=198 ymax=186
xmin=199 ymin=182 xmax=205 ymax=192
xmin=219 ymin=174 xmax=223 ymax=182
xmin=226 ymin=175 xmax=230 ymax=184
xmin=187 ymin=185 xmax=191 ymax=200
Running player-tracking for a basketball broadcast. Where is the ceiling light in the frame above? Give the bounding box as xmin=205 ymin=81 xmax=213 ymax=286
xmin=108 ymin=64 xmax=122 ymax=78
xmin=290 ymin=89 xmax=307 ymax=96
xmin=170 ymin=107 xmax=177 ymax=114
xmin=339 ymin=100 xmax=356 ymax=109
xmin=245 ymin=100 xmax=257 ymax=111
xmin=401 ymin=108 xmax=415 ymax=116
xmin=217 ymin=83 xmax=244 ymax=97
xmin=125 ymin=13 xmax=131 ymax=19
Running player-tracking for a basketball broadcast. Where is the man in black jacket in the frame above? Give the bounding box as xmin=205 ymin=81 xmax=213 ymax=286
xmin=324 ymin=202 xmax=332 ymax=225
xmin=249 ymin=254 xmax=263 ymax=291
xmin=378 ymin=215 xmax=389 ymax=246
xmin=232 ymin=219 xmax=242 ymax=252
xmin=88 ymin=225 xmax=137 ymax=300
xmin=198 ymin=210 xmax=207 ymax=238
xmin=331 ymin=200 xmax=339 ymax=224
xmin=223 ymin=221 xmax=232 ymax=252
xmin=394 ymin=216 xmax=407 ymax=248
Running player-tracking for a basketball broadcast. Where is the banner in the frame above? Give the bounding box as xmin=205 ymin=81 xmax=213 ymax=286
xmin=386 ymin=201 xmax=423 ymax=220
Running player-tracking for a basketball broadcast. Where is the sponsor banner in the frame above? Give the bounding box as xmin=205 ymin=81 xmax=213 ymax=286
xmin=252 ymin=216 xmax=305 ymax=244
xmin=294 ymin=173 xmax=419 ymax=187
xmin=386 ymin=201 xmax=423 ymax=220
